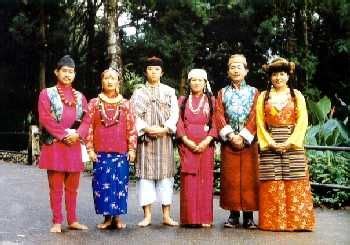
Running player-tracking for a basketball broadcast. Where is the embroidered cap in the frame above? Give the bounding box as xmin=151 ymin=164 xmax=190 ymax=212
xmin=57 ymin=55 xmax=75 ymax=69
xmin=227 ymin=54 xmax=247 ymax=67
xmin=188 ymin=68 xmax=208 ymax=80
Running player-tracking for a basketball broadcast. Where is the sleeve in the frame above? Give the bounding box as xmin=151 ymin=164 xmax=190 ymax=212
xmin=176 ymin=97 xmax=186 ymax=138
xmin=214 ymin=89 xmax=234 ymax=141
xmin=256 ymin=91 xmax=275 ymax=150
xmin=76 ymin=95 xmax=91 ymax=140
xmin=285 ymin=90 xmax=308 ymax=149
xmin=163 ymin=88 xmax=179 ymax=134
xmin=38 ymin=89 xmax=67 ymax=140
xmin=238 ymin=89 xmax=259 ymax=144
xmin=130 ymin=89 xmax=149 ymax=136
xmin=85 ymin=98 xmax=97 ymax=151
xmin=125 ymin=101 xmax=138 ymax=151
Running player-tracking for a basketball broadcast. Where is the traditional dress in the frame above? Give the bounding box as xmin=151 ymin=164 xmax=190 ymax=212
xmin=256 ymin=88 xmax=315 ymax=231
xmin=38 ymin=84 xmax=90 ymax=224
xmin=86 ymin=95 xmax=137 ymax=216
xmin=130 ymin=82 xmax=179 ymax=206
xmin=177 ymin=95 xmax=217 ymax=225
xmin=215 ymin=81 xmax=259 ymax=212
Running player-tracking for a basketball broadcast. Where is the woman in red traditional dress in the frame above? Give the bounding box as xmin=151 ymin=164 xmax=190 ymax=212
xmin=256 ymin=57 xmax=315 ymax=231
xmin=177 ymin=69 xmax=217 ymax=227
xmin=86 ymin=68 xmax=137 ymax=230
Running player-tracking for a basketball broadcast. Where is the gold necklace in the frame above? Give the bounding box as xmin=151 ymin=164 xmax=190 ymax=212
xmin=98 ymin=93 xmax=123 ymax=104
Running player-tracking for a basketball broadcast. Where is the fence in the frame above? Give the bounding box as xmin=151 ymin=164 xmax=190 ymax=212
xmin=0 ymin=128 xmax=349 ymax=192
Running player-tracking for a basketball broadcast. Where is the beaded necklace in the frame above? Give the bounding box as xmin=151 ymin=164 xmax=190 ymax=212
xmin=56 ymin=85 xmax=79 ymax=107
xmin=188 ymin=94 xmax=205 ymax=114
xmin=98 ymin=93 xmax=123 ymax=127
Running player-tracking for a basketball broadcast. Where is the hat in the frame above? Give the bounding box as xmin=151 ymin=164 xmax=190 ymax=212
xmin=227 ymin=54 xmax=247 ymax=67
xmin=188 ymin=69 xmax=208 ymax=80
xmin=145 ymin=56 xmax=163 ymax=69
xmin=188 ymin=68 xmax=212 ymax=94
xmin=57 ymin=55 xmax=75 ymax=68
xmin=262 ymin=57 xmax=295 ymax=75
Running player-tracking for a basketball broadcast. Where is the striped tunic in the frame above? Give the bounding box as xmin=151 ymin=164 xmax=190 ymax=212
xmin=130 ymin=82 xmax=179 ymax=180
xmin=259 ymin=127 xmax=307 ymax=180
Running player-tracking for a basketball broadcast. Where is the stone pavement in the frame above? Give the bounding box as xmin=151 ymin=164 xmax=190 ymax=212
xmin=0 ymin=161 xmax=349 ymax=245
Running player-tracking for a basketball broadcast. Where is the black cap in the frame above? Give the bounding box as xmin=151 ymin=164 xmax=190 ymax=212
xmin=57 ymin=55 xmax=75 ymax=69
xmin=145 ymin=56 xmax=163 ymax=70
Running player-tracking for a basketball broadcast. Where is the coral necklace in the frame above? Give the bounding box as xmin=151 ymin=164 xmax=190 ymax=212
xmin=56 ymin=85 xmax=79 ymax=107
xmin=98 ymin=93 xmax=123 ymax=127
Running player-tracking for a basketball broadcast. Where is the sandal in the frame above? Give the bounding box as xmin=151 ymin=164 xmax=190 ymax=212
xmin=243 ymin=219 xmax=257 ymax=229
xmin=224 ymin=218 xmax=239 ymax=228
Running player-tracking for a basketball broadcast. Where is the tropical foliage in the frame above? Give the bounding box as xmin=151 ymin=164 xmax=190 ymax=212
xmin=305 ymin=96 xmax=350 ymax=208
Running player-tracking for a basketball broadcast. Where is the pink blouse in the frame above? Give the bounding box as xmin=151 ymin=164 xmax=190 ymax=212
xmin=177 ymin=95 xmax=217 ymax=141
xmin=86 ymin=98 xmax=137 ymax=153
xmin=38 ymin=84 xmax=90 ymax=172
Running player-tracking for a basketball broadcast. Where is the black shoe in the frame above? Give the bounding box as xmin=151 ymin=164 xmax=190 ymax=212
xmin=242 ymin=219 xmax=257 ymax=229
xmin=224 ymin=217 xmax=240 ymax=228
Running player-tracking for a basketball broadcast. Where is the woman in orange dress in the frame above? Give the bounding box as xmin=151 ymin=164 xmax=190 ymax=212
xmin=256 ymin=57 xmax=315 ymax=231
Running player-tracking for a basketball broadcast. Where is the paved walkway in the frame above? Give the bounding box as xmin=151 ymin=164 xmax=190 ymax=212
xmin=0 ymin=161 xmax=349 ymax=245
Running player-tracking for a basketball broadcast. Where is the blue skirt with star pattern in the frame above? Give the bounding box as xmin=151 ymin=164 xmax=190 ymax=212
xmin=92 ymin=152 xmax=129 ymax=216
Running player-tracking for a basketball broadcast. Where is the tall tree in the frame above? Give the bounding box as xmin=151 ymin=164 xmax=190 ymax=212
xmin=105 ymin=0 xmax=123 ymax=72
xmin=38 ymin=0 xmax=47 ymax=90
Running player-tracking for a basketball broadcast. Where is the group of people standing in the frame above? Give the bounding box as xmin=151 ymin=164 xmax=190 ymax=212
xmin=37 ymin=53 xmax=315 ymax=233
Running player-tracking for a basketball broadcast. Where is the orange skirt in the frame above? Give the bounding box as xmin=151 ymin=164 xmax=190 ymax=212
xmin=259 ymin=179 xmax=315 ymax=231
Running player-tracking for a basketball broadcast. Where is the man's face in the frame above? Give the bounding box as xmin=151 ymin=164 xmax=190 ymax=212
xmin=54 ymin=66 xmax=75 ymax=86
xmin=145 ymin=66 xmax=163 ymax=84
xmin=227 ymin=62 xmax=247 ymax=83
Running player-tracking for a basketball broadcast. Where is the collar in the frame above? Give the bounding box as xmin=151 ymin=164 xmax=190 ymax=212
xmin=230 ymin=80 xmax=247 ymax=90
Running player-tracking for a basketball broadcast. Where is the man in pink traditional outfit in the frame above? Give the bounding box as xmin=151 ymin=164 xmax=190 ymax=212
xmin=38 ymin=55 xmax=90 ymax=233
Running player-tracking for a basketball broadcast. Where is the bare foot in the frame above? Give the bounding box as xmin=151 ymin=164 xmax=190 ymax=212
xmin=137 ymin=217 xmax=151 ymax=227
xmin=163 ymin=217 xmax=179 ymax=226
xmin=97 ymin=220 xmax=112 ymax=229
xmin=68 ymin=222 xmax=88 ymax=230
xmin=50 ymin=224 xmax=62 ymax=233
xmin=115 ymin=217 xmax=127 ymax=229
xmin=201 ymin=224 xmax=212 ymax=228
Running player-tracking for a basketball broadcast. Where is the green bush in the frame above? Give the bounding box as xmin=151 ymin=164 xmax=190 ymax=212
xmin=305 ymin=96 xmax=350 ymax=208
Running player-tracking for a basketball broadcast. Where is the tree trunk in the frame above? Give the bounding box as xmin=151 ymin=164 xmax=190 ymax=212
xmin=38 ymin=0 xmax=47 ymax=90
xmin=85 ymin=0 xmax=97 ymax=89
xmin=105 ymin=0 xmax=123 ymax=73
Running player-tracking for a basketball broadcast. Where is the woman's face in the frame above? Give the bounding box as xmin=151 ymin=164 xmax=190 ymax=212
xmin=190 ymin=77 xmax=206 ymax=95
xmin=101 ymin=72 xmax=119 ymax=95
xmin=271 ymin=71 xmax=289 ymax=90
